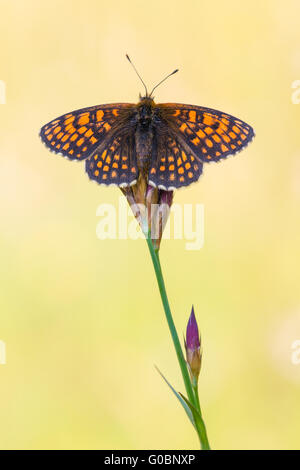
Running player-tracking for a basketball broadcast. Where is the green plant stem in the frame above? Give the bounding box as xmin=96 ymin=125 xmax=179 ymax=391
xmin=189 ymin=380 xmax=209 ymax=449
xmin=146 ymin=237 xmax=195 ymax=405
xmin=193 ymin=382 xmax=201 ymax=414
xmin=146 ymin=235 xmax=210 ymax=450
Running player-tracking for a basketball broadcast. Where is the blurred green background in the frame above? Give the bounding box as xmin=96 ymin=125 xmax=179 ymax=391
xmin=0 ymin=0 xmax=300 ymax=450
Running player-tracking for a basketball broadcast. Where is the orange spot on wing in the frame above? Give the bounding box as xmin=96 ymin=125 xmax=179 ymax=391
xmin=78 ymin=115 xmax=89 ymax=125
xmin=96 ymin=110 xmax=104 ymax=121
xmin=196 ymin=129 xmax=206 ymax=139
xmin=213 ymin=134 xmax=221 ymax=143
xmin=103 ymin=123 xmax=111 ymax=131
xmin=64 ymin=116 xmax=75 ymax=125
xmin=66 ymin=124 xmax=76 ymax=133
xmin=85 ymin=129 xmax=93 ymax=137
xmin=202 ymin=115 xmax=214 ymax=126
xmin=189 ymin=110 xmax=196 ymax=122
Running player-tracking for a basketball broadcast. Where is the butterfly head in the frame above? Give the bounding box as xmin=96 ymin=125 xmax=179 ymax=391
xmin=139 ymin=94 xmax=155 ymax=104
xmin=137 ymin=96 xmax=155 ymax=127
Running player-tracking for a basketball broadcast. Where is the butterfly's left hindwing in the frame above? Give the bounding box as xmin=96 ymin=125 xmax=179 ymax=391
xmin=40 ymin=103 xmax=134 ymax=161
xmin=85 ymin=134 xmax=138 ymax=187
xmin=158 ymin=103 xmax=254 ymax=163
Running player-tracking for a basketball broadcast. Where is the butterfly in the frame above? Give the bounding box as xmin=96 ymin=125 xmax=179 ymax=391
xmin=40 ymin=57 xmax=254 ymax=191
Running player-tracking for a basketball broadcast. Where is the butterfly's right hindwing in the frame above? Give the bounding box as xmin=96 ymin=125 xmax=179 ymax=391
xmin=148 ymin=132 xmax=203 ymax=190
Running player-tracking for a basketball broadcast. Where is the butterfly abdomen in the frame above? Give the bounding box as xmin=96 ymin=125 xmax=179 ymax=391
xmin=135 ymin=100 xmax=156 ymax=173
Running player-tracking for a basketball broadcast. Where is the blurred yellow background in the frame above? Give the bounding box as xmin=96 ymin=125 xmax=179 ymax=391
xmin=0 ymin=0 xmax=300 ymax=450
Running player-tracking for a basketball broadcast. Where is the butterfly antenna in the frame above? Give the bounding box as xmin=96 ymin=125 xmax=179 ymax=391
xmin=149 ymin=69 xmax=179 ymax=97
xmin=126 ymin=54 xmax=148 ymax=96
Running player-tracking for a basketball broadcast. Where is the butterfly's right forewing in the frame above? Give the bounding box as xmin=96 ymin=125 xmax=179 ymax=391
xmin=158 ymin=103 xmax=254 ymax=163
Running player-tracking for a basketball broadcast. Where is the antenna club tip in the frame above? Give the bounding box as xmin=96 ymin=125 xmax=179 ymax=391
xmin=126 ymin=54 xmax=131 ymax=62
xmin=173 ymin=69 xmax=179 ymax=74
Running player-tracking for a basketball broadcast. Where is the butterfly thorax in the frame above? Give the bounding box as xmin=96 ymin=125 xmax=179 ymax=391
xmin=135 ymin=97 xmax=157 ymax=173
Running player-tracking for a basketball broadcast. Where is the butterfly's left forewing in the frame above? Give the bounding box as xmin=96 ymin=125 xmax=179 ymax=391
xmin=158 ymin=103 xmax=254 ymax=163
xmin=40 ymin=103 xmax=135 ymax=161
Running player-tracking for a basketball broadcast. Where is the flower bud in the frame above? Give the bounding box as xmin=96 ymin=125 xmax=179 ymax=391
xmin=121 ymin=176 xmax=173 ymax=250
xmin=185 ymin=306 xmax=202 ymax=382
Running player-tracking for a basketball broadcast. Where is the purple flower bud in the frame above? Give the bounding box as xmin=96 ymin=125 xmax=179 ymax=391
xmin=186 ymin=306 xmax=200 ymax=350
xmin=185 ymin=306 xmax=202 ymax=381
